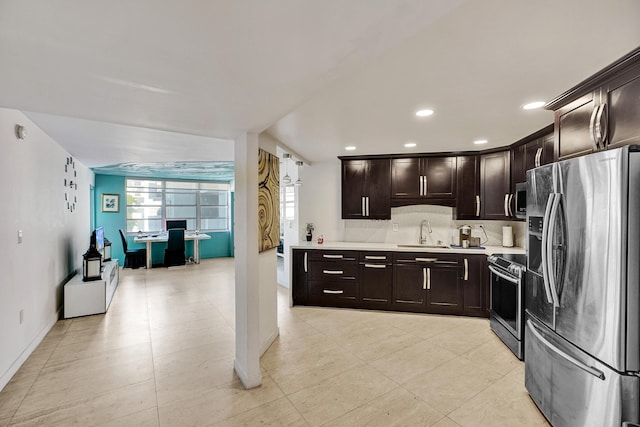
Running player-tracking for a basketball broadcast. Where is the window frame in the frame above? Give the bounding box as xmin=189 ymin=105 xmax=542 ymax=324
xmin=125 ymin=178 xmax=230 ymax=234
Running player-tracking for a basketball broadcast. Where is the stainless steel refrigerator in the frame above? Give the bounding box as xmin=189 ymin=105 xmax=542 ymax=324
xmin=525 ymin=145 xmax=640 ymax=427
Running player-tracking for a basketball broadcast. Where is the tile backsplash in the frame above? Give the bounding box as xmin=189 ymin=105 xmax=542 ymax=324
xmin=343 ymin=204 xmax=526 ymax=248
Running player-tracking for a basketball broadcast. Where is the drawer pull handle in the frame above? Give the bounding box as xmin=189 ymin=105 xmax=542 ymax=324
xmin=323 ymin=290 xmax=344 ymax=294
xmin=323 ymin=270 xmax=344 ymax=275
xmin=364 ymin=264 xmax=386 ymax=269
xmin=323 ymin=254 xmax=343 ymax=259
xmin=365 ymin=255 xmax=386 ymax=260
xmin=415 ymin=257 xmax=437 ymax=262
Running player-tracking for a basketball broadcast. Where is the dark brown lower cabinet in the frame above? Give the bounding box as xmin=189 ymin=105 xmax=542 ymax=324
xmin=392 ymin=262 xmax=426 ymax=311
xmin=292 ymin=248 xmax=489 ymax=318
xmin=460 ymin=254 xmax=488 ymax=317
xmin=425 ymin=262 xmax=462 ymax=315
xmin=292 ymin=249 xmax=308 ymax=305
xmin=359 ymin=252 xmax=392 ymax=309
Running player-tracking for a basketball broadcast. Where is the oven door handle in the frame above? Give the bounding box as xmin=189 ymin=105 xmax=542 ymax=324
xmin=488 ymin=265 xmax=519 ymax=284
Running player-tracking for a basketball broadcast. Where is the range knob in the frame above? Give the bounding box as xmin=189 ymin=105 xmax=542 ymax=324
xmin=488 ymin=255 xmax=497 ymax=263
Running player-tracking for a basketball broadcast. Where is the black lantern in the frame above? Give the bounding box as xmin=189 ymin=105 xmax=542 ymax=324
xmin=103 ymin=237 xmax=112 ymax=262
xmin=83 ymin=245 xmax=102 ymax=281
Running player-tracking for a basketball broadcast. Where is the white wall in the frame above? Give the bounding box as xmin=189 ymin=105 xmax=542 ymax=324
xmin=298 ymin=159 xmax=343 ymax=242
xmin=257 ymin=133 xmax=279 ymax=355
xmin=0 ymin=108 xmax=93 ymax=391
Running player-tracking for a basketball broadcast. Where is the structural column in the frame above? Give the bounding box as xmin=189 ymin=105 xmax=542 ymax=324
xmin=233 ymin=132 xmax=262 ymax=389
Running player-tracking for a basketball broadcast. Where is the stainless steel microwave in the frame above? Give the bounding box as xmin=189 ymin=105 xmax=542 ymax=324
xmin=514 ymin=182 xmax=526 ymax=219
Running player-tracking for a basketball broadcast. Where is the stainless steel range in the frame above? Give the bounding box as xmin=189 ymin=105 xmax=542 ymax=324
xmin=488 ymin=253 xmax=526 ymax=360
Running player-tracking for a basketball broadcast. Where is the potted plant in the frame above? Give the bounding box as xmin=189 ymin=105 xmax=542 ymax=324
xmin=305 ymin=223 xmax=314 ymax=242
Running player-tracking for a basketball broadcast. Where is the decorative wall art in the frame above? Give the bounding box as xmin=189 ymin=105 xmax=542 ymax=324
xmin=64 ymin=156 xmax=77 ymax=212
xmin=257 ymin=149 xmax=280 ymax=252
xmin=101 ymin=194 xmax=120 ymax=213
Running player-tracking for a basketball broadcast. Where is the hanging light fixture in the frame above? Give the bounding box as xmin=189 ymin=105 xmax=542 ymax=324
xmin=282 ymin=153 xmax=292 ymax=185
xmin=295 ymin=161 xmax=303 ymax=187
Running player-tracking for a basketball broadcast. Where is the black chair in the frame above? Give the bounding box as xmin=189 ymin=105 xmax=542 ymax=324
xmin=119 ymin=229 xmax=146 ymax=269
xmin=164 ymin=228 xmax=186 ymax=267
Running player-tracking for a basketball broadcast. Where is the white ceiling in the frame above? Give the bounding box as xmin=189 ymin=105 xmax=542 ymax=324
xmin=0 ymin=0 xmax=639 ymax=168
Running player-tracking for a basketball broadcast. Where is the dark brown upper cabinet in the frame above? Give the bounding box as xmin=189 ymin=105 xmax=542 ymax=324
xmin=604 ymin=63 xmax=640 ymax=149
xmin=480 ymin=150 xmax=511 ymax=220
xmin=391 ymin=156 xmax=456 ymax=207
xmin=341 ymin=158 xmax=391 ymax=220
xmin=547 ymin=48 xmax=640 ymax=161
xmin=554 ymin=93 xmax=598 ymax=161
xmin=455 ymin=155 xmax=480 ymax=220
xmin=511 ymin=125 xmax=555 ymax=185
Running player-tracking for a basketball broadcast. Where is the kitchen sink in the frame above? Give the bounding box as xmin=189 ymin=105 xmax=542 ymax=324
xmin=396 ymin=244 xmax=450 ymax=249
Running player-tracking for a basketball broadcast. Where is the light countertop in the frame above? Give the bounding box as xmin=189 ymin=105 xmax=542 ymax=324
xmin=290 ymin=241 xmax=525 ymax=256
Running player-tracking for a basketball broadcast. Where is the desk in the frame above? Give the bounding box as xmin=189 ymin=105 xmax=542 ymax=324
xmin=134 ymin=232 xmax=211 ymax=269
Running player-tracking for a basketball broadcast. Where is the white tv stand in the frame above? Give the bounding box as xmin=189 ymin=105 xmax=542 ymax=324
xmin=64 ymin=259 xmax=119 ymax=318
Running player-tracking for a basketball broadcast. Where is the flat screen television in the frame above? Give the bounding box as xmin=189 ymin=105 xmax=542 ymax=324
xmin=166 ymin=219 xmax=187 ymax=230
xmin=91 ymin=226 xmax=105 ymax=255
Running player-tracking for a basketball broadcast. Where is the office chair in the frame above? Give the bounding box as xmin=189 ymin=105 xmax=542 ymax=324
xmin=119 ymin=229 xmax=146 ymax=269
xmin=164 ymin=228 xmax=186 ymax=267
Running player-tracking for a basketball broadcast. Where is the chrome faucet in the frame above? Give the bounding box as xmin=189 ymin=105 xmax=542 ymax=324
xmin=419 ymin=219 xmax=432 ymax=244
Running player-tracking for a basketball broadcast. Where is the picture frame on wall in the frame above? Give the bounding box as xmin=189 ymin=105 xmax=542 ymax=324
xmin=101 ymin=194 xmax=120 ymax=213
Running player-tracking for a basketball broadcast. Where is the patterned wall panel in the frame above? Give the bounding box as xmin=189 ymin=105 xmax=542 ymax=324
xmin=258 ymin=149 xmax=280 ymax=252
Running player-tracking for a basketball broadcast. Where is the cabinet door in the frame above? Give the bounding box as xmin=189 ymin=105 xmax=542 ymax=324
xmin=426 ymin=264 xmax=462 ymax=314
xmin=540 ymin=133 xmax=555 ymax=165
xmin=424 ymin=157 xmax=456 ymax=198
xmin=511 ymin=145 xmax=526 ymax=185
xmin=556 ymin=94 xmax=597 ymax=160
xmin=455 ymin=156 xmax=479 ymax=220
xmin=480 ymin=150 xmax=511 ymax=220
xmin=360 ymin=261 xmax=392 ymax=308
xmin=607 ymin=70 xmax=640 ymax=149
xmin=393 ymin=263 xmax=426 ymax=311
xmin=461 ymin=255 xmax=488 ymax=317
xmin=341 ymin=160 xmax=366 ymax=219
xmin=365 ymin=159 xmax=391 ymax=219
xmin=292 ymin=250 xmax=308 ymax=305
xmin=391 ymin=158 xmax=420 ymax=198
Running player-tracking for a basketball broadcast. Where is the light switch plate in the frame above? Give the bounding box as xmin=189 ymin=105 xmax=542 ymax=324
xmin=392 ymin=223 xmax=399 ymax=232
xmin=18 ymin=230 xmax=23 ymax=244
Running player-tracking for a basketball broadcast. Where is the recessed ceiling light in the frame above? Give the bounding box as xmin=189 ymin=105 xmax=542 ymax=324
xmin=415 ymin=109 xmax=434 ymax=117
xmin=345 ymin=146 xmax=356 ymax=151
xmin=473 ymin=139 xmax=488 ymax=145
xmin=404 ymin=142 xmax=417 ymax=148
xmin=523 ymin=101 xmax=545 ymax=110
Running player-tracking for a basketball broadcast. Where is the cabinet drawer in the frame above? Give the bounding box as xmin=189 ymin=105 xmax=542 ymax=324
xmin=359 ymin=252 xmax=391 ymax=263
xmin=309 ymin=250 xmax=358 ymax=262
xmin=393 ymin=252 xmax=459 ymax=265
xmin=310 ymin=262 xmax=358 ymax=280
xmin=309 ymin=280 xmax=357 ymax=299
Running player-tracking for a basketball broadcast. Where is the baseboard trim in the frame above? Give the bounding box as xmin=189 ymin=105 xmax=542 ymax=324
xmin=0 ymin=307 xmax=61 ymax=391
xmin=260 ymin=327 xmax=279 ymax=356
xmin=233 ymin=359 xmax=262 ymax=390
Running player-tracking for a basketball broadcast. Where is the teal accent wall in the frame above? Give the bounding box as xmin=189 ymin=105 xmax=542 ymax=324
xmin=94 ymin=174 xmax=233 ymax=266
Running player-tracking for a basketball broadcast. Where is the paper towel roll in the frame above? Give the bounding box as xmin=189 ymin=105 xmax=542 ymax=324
xmin=502 ymin=226 xmax=514 ymax=247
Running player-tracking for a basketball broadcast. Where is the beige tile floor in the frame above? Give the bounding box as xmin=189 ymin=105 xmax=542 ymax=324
xmin=0 ymin=258 xmax=549 ymax=426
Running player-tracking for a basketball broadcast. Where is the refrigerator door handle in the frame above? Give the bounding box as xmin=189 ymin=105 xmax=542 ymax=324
xmin=546 ymin=193 xmax=562 ymax=309
xmin=527 ymin=319 xmax=605 ymax=380
xmin=541 ymin=193 xmax=556 ymax=304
